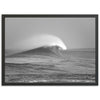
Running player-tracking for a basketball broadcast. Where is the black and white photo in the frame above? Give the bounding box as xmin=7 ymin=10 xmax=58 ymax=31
xmin=2 ymin=15 xmax=98 ymax=85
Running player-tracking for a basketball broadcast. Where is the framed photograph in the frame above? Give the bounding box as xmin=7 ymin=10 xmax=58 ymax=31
xmin=2 ymin=14 xmax=98 ymax=85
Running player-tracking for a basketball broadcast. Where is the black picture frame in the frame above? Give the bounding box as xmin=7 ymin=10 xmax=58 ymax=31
xmin=2 ymin=14 xmax=98 ymax=86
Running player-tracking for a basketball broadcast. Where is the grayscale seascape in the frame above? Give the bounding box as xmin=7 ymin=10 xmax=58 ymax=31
xmin=4 ymin=17 xmax=96 ymax=84
xmin=5 ymin=48 xmax=95 ymax=83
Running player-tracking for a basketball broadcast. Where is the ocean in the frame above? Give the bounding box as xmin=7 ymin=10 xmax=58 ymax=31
xmin=5 ymin=49 xmax=95 ymax=83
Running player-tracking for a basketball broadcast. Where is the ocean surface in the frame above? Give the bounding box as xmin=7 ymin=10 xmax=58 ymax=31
xmin=5 ymin=49 xmax=95 ymax=83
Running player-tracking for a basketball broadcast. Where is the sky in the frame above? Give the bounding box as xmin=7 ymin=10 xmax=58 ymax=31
xmin=5 ymin=17 xmax=95 ymax=50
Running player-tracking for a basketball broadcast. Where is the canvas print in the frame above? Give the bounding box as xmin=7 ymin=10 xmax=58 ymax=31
xmin=2 ymin=15 xmax=98 ymax=85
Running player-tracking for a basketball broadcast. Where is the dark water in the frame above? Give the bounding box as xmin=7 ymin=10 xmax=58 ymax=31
xmin=5 ymin=49 xmax=95 ymax=83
